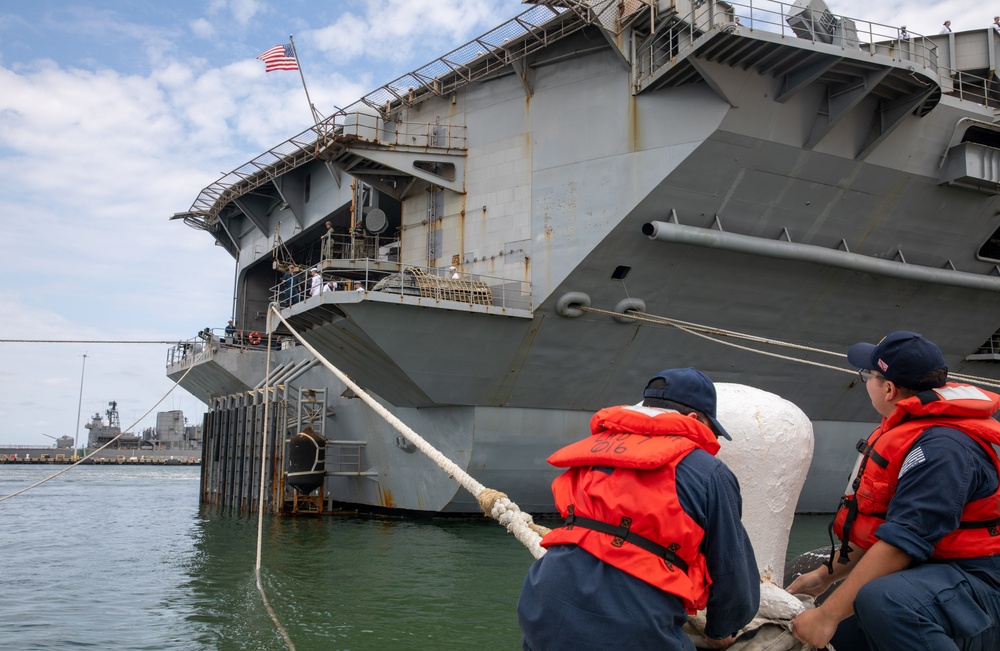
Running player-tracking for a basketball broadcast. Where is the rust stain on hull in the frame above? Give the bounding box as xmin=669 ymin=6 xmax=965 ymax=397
xmin=377 ymin=484 xmax=395 ymax=509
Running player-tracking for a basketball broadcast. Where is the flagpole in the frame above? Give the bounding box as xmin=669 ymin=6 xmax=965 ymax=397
xmin=288 ymin=34 xmax=322 ymax=125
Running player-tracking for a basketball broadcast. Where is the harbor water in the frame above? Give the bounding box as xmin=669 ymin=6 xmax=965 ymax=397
xmin=0 ymin=465 xmax=832 ymax=650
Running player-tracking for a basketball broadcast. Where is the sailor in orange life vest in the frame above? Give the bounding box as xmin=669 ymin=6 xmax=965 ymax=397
xmin=787 ymin=331 xmax=1000 ymax=650
xmin=517 ymin=368 xmax=759 ymax=650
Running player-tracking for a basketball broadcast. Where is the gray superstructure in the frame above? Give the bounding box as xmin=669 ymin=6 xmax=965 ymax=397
xmin=168 ymin=0 xmax=1000 ymax=515
xmin=85 ymin=401 xmax=142 ymax=450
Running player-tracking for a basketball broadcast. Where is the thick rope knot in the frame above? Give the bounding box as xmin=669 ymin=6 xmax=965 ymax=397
xmin=476 ymin=487 xmax=507 ymax=515
xmin=475 ymin=488 xmax=550 ymax=535
xmin=477 ymin=490 xmax=549 ymax=559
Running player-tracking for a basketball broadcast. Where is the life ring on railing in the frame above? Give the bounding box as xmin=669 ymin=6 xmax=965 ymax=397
xmin=248 ymin=331 xmax=262 ymax=346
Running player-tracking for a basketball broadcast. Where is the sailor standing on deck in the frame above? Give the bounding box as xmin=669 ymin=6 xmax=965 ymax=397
xmin=517 ymin=368 xmax=759 ymax=650
xmin=787 ymin=331 xmax=1000 ymax=650
xmin=309 ymin=268 xmax=322 ymax=297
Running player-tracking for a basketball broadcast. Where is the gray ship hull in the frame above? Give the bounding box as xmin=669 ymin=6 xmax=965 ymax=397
xmin=168 ymin=1 xmax=1000 ymax=514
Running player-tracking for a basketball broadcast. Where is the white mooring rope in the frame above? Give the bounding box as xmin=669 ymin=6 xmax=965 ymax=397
xmin=580 ymin=305 xmax=1000 ymax=390
xmin=257 ymin=325 xmax=296 ymax=651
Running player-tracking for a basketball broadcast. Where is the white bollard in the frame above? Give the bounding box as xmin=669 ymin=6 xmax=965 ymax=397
xmin=714 ymin=383 xmax=814 ymax=587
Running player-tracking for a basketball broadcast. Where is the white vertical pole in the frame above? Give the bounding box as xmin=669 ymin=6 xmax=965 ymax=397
xmin=74 ymin=353 xmax=88 ymax=453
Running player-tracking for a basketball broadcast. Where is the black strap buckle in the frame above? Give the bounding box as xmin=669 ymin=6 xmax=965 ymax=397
xmin=561 ymin=506 xmax=689 ymax=573
xmin=611 ymin=516 xmax=632 ymax=547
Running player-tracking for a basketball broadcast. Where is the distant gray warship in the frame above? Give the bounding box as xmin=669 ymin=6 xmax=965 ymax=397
xmin=168 ymin=0 xmax=1000 ymax=515
xmin=85 ymin=401 xmax=143 ymax=450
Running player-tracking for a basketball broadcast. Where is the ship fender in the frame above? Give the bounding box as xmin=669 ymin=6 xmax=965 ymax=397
xmin=286 ymin=425 xmax=327 ymax=495
xmin=555 ymin=292 xmax=590 ymax=318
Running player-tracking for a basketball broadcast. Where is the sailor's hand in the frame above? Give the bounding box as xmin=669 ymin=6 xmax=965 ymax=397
xmin=785 ymin=568 xmax=830 ymax=597
xmin=789 ymin=608 xmax=837 ymax=648
xmin=702 ymin=635 xmax=735 ymax=649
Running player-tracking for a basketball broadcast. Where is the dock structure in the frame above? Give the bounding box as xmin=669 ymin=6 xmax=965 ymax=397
xmin=0 ymin=446 xmax=201 ymax=465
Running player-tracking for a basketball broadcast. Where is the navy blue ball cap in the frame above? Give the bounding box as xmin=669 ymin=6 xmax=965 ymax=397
xmin=643 ymin=367 xmax=731 ymax=440
xmin=847 ymin=331 xmax=947 ymax=391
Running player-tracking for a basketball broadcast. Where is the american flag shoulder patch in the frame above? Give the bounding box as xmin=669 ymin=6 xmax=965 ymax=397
xmin=898 ymin=445 xmax=926 ymax=479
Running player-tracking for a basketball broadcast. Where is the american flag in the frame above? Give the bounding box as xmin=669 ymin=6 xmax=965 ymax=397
xmin=257 ymin=44 xmax=298 ymax=72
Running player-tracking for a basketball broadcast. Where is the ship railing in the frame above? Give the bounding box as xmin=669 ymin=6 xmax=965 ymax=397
xmin=275 ymin=233 xmax=400 ymax=304
xmin=165 ymin=329 xmax=294 ymax=367
xmin=319 ymin=231 xmax=400 ymax=263
xmin=942 ymin=69 xmax=1000 ymax=109
xmin=325 ymin=440 xmax=370 ymax=476
xmin=270 ymin=260 xmax=532 ymax=312
xmin=214 ymin=327 xmax=293 ymax=350
xmin=335 ymin=114 xmax=467 ymax=150
xmin=339 ymin=4 xmax=575 ymax=118
xmin=977 ymin=331 xmax=1000 ymax=356
xmin=275 ymin=266 xmax=348 ymax=307
xmin=636 ymin=0 xmax=937 ymax=85
xmin=166 ymin=336 xmax=214 ymax=368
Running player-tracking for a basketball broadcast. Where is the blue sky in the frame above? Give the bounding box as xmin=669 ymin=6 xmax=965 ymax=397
xmin=0 ymin=0 xmax=980 ymax=446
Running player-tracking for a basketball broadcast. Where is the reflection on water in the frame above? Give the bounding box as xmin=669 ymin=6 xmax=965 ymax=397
xmin=0 ymin=465 xmax=833 ymax=651
xmin=0 ymin=466 xmax=206 ymax=650
xmin=183 ymin=512 xmax=534 ymax=650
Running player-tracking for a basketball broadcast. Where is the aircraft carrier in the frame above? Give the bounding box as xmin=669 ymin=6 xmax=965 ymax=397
xmin=167 ymin=0 xmax=1000 ymax=515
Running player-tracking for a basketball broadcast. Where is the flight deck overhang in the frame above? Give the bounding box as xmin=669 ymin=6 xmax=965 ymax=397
xmin=634 ymin=17 xmax=941 ymax=159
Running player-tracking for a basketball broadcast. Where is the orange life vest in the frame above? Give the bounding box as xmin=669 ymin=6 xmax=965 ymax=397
xmin=832 ymin=383 xmax=1000 ymax=562
xmin=541 ymin=404 xmax=720 ymax=612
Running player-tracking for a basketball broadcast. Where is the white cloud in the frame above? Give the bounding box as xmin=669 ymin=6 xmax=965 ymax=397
xmin=190 ymin=18 xmax=214 ymax=39
xmin=309 ymin=0 xmax=523 ymax=66
xmin=229 ymin=0 xmax=266 ymax=26
xmin=199 ymin=0 xmax=266 ymax=32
